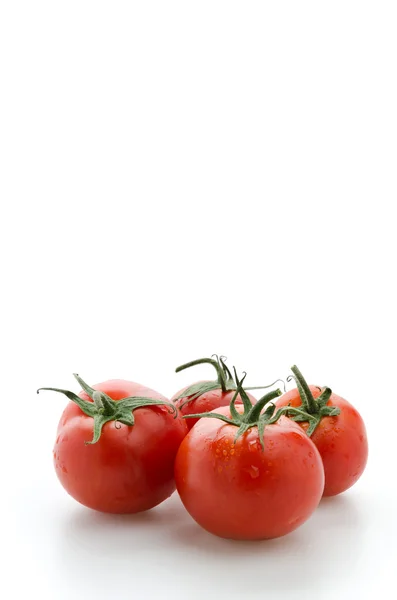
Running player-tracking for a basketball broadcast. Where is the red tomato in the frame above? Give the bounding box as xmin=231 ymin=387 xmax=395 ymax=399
xmin=39 ymin=375 xmax=187 ymax=513
xmin=172 ymin=356 xmax=258 ymax=430
xmin=175 ymin=384 xmax=324 ymax=540
xmin=275 ymin=374 xmax=368 ymax=497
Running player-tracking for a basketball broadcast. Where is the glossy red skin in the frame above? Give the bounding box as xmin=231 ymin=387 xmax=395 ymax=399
xmin=275 ymin=385 xmax=368 ymax=497
xmin=53 ymin=380 xmax=188 ymax=513
xmin=171 ymin=381 xmax=256 ymax=430
xmin=175 ymin=406 xmax=324 ymax=540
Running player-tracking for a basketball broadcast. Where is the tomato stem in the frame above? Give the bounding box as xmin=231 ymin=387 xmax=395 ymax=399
xmin=286 ymin=366 xmax=342 ymax=436
xmin=245 ymin=389 xmax=283 ymax=423
xmin=92 ymin=391 xmax=115 ymax=414
xmin=174 ymin=355 xmax=286 ymax=407
xmin=175 ymin=356 xmax=228 ymax=392
xmin=290 ymin=365 xmax=317 ymax=414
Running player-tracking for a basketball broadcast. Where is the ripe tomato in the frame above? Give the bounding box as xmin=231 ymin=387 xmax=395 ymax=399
xmin=175 ymin=375 xmax=324 ymax=540
xmin=39 ymin=375 xmax=187 ymax=513
xmin=275 ymin=366 xmax=368 ymax=497
xmin=172 ymin=356 xmax=262 ymax=430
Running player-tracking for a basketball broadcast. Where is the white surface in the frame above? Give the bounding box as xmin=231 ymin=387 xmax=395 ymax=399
xmin=1 ymin=1 xmax=396 ymax=599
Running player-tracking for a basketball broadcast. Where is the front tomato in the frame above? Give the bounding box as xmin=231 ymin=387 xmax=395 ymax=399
xmin=40 ymin=375 xmax=187 ymax=513
xmin=174 ymin=375 xmax=325 ymax=540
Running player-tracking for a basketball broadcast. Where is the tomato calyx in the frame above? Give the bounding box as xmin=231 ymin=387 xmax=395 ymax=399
xmin=184 ymin=368 xmax=310 ymax=450
xmin=174 ymin=355 xmax=236 ymax=407
xmin=174 ymin=355 xmax=284 ymax=408
xmin=37 ymin=373 xmax=177 ymax=445
xmin=286 ymin=365 xmax=341 ymax=436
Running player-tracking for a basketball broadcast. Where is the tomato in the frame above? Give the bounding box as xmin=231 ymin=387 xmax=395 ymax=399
xmin=275 ymin=366 xmax=368 ymax=497
xmin=172 ymin=356 xmax=260 ymax=429
xmin=38 ymin=374 xmax=187 ymax=513
xmin=175 ymin=376 xmax=325 ymax=540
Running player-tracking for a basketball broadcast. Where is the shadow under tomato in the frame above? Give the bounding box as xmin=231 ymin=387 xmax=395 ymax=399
xmin=167 ymin=490 xmax=367 ymax=593
xmin=58 ymin=492 xmax=184 ymax=556
xmin=54 ymin=489 xmax=367 ymax=597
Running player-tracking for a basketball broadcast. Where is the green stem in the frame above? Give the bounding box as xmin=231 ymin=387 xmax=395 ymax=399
xmin=244 ymin=379 xmax=286 ymax=393
xmin=291 ymin=365 xmax=317 ymax=414
xmin=37 ymin=386 xmax=96 ymax=417
xmin=232 ymin=368 xmax=252 ymax=413
xmin=175 ymin=357 xmax=227 ymax=392
xmin=73 ymin=373 xmax=96 ymax=398
xmin=318 ymin=387 xmax=332 ymax=404
xmin=183 ymin=412 xmax=237 ymax=426
xmin=286 ymin=368 xmax=341 ymax=436
xmin=92 ymin=391 xmax=115 ymax=415
xmin=219 ymin=357 xmax=233 ymax=381
xmin=245 ymin=389 xmax=282 ymax=423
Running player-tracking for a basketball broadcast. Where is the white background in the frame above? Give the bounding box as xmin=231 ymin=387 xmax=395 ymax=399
xmin=1 ymin=1 xmax=396 ymax=599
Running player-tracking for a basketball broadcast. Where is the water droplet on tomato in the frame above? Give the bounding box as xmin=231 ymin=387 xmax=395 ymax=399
xmin=248 ymin=440 xmax=258 ymax=452
xmin=245 ymin=465 xmax=259 ymax=479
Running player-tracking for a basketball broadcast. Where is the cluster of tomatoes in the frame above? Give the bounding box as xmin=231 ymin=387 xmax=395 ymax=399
xmin=39 ymin=355 xmax=368 ymax=540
